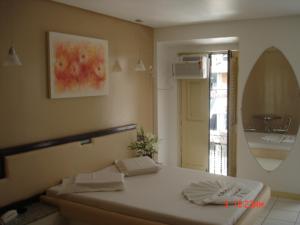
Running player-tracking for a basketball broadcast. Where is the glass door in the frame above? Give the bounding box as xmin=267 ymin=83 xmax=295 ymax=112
xmin=209 ymin=53 xmax=229 ymax=175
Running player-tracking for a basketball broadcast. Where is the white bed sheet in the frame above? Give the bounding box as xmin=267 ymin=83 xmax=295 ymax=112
xmin=47 ymin=166 xmax=263 ymax=225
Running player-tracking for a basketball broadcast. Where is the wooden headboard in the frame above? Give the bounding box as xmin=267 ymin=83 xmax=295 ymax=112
xmin=0 ymin=124 xmax=136 ymax=207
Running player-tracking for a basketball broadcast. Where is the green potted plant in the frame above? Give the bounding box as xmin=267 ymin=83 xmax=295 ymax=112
xmin=128 ymin=127 xmax=158 ymax=158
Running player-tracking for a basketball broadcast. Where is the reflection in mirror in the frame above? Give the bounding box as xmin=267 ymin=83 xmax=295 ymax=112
xmin=242 ymin=47 xmax=300 ymax=171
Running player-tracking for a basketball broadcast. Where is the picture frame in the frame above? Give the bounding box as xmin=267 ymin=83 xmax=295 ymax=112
xmin=48 ymin=32 xmax=109 ymax=99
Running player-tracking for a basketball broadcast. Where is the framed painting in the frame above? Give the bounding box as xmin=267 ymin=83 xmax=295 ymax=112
xmin=48 ymin=32 xmax=109 ymax=98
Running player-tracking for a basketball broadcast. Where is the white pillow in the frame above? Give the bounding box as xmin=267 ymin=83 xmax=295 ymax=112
xmin=114 ymin=156 xmax=160 ymax=177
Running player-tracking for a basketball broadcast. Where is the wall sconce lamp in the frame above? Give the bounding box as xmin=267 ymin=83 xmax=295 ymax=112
xmin=112 ymin=59 xmax=122 ymax=72
xmin=2 ymin=0 xmax=22 ymax=67
xmin=134 ymin=59 xmax=146 ymax=72
xmin=2 ymin=46 xmax=22 ymax=66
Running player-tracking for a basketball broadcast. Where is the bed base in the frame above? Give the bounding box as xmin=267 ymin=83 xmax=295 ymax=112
xmin=41 ymin=195 xmax=165 ymax=225
xmin=235 ymin=185 xmax=270 ymax=225
xmin=41 ymin=185 xmax=270 ymax=225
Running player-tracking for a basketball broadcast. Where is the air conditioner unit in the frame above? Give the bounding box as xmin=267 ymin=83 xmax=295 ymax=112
xmin=173 ymin=55 xmax=209 ymax=79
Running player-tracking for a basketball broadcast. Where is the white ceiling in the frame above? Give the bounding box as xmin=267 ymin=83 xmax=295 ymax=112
xmin=53 ymin=0 xmax=300 ymax=28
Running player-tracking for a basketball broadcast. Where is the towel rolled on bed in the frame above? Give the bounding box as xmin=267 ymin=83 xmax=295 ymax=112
xmin=182 ymin=179 xmax=250 ymax=205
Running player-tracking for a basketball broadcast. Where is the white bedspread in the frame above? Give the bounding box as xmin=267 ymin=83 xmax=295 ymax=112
xmin=47 ymin=166 xmax=263 ymax=225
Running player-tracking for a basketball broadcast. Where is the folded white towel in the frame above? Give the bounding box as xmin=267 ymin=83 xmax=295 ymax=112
xmin=182 ymin=180 xmax=250 ymax=205
xmin=75 ymin=170 xmax=124 ymax=187
xmin=58 ymin=165 xmax=125 ymax=195
xmin=58 ymin=177 xmax=124 ymax=195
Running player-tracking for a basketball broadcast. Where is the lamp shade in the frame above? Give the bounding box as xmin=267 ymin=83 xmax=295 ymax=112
xmin=134 ymin=59 xmax=146 ymax=71
xmin=2 ymin=46 xmax=22 ymax=66
xmin=112 ymin=60 xmax=122 ymax=72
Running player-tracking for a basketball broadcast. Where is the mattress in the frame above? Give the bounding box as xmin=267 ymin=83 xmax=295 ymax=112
xmin=47 ymin=166 xmax=264 ymax=225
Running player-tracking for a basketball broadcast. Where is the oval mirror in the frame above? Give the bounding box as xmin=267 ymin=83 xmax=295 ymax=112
xmin=242 ymin=47 xmax=300 ymax=171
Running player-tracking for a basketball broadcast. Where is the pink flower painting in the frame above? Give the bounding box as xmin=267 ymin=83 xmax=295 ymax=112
xmin=48 ymin=32 xmax=108 ymax=98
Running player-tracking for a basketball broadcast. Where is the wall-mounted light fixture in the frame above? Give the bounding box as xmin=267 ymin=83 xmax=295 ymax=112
xmin=134 ymin=59 xmax=146 ymax=71
xmin=112 ymin=59 xmax=122 ymax=72
xmin=2 ymin=46 xmax=22 ymax=66
xmin=133 ymin=19 xmax=147 ymax=72
xmin=2 ymin=0 xmax=22 ymax=67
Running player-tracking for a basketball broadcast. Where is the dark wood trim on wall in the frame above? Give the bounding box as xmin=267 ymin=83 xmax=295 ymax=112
xmin=0 ymin=123 xmax=136 ymax=179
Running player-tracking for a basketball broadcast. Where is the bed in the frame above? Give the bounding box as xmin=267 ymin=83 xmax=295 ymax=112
xmin=0 ymin=124 xmax=270 ymax=225
xmin=42 ymin=165 xmax=270 ymax=225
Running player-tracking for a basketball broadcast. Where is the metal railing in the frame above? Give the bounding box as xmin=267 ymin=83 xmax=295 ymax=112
xmin=209 ymin=134 xmax=227 ymax=175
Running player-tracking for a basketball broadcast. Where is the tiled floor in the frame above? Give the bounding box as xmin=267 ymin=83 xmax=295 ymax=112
xmin=255 ymin=197 xmax=300 ymax=225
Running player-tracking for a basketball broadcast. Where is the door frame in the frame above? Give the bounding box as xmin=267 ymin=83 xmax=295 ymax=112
xmin=177 ymin=51 xmax=232 ymax=173
xmin=208 ymin=51 xmax=231 ymax=175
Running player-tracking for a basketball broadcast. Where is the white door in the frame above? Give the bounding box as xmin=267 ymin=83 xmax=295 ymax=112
xmin=180 ymin=80 xmax=209 ymax=171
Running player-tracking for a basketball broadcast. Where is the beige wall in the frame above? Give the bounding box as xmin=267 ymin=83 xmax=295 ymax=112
xmin=0 ymin=0 xmax=154 ymax=148
xmin=0 ymin=130 xmax=136 ymax=207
